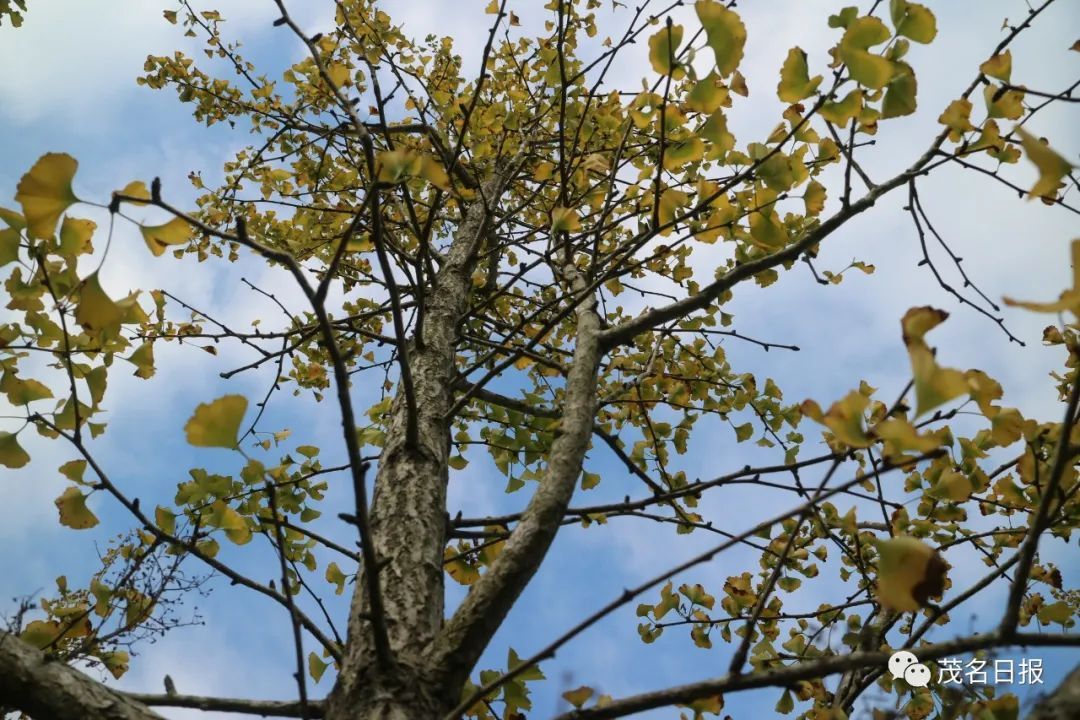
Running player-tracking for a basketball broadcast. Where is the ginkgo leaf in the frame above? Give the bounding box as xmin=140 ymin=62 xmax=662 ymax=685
xmin=1014 ymin=127 xmax=1074 ymax=200
xmin=0 ymin=431 xmax=30 ymax=468
xmin=140 ymin=217 xmax=192 ymax=256
xmin=839 ymin=17 xmax=894 ymax=89
xmin=15 ymin=153 xmax=80 ymax=239
xmin=155 ymin=505 xmax=176 ymax=535
xmin=376 ymin=149 xmax=422 ymax=183
xmin=0 ymin=206 xmax=26 ymax=230
xmin=881 ymin=61 xmax=917 ymax=118
xmin=873 ymin=536 xmax=947 ymax=611
xmin=749 ymin=210 xmax=786 ymax=250
xmin=647 ymin=22 xmax=684 ymax=77
xmin=325 ymin=562 xmax=346 ymax=595
xmin=562 ymin=686 xmax=594 ymax=709
xmin=938 ymin=98 xmax=975 ymax=142
xmin=308 ymin=652 xmax=329 ymax=682
xmin=420 ymin=156 xmax=451 ymax=190
xmin=695 ymin=1 xmax=746 ymax=77
xmin=326 ymin=62 xmax=351 ymax=88
xmin=58 ymin=217 xmax=96 ymax=257
xmin=889 ymin=0 xmax=936 ymax=44
xmin=550 ymin=206 xmax=581 ymax=233
xmin=819 ymin=89 xmax=863 ymax=127
xmin=0 ymin=374 xmax=52 ymax=406
xmin=55 ymin=486 xmax=99 ymax=529
xmin=74 ymin=272 xmax=125 ymax=332
xmin=99 ymin=650 xmax=130 ymax=679
xmin=20 ymin=620 xmax=61 ymax=649
xmin=184 ymin=394 xmax=248 ymax=448
xmin=777 ymin=47 xmax=822 ymax=103
xmin=901 ymin=307 xmax=969 ymax=417
xmin=979 ymin=51 xmax=1011 ymax=82
xmin=686 ymin=72 xmax=728 ymax=113
xmin=208 ymin=499 xmax=251 ymax=544
xmin=1004 ymin=239 xmax=1080 ymax=317
xmin=0 ymin=228 xmax=18 ymax=266
xmin=115 ymin=180 xmax=151 ymax=205
xmin=801 ymin=391 xmax=873 ymax=448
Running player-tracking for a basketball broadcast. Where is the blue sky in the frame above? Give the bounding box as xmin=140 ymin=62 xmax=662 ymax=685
xmin=1 ymin=1 xmax=1078 ymax=718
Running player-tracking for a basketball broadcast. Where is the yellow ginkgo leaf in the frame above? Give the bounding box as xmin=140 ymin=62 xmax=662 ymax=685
xmin=889 ymin=0 xmax=936 ymax=44
xmin=695 ymin=1 xmax=746 ymax=77
xmin=686 ymin=72 xmax=728 ymax=114
xmin=15 ymin=153 xmax=80 ymax=239
xmin=1004 ymin=239 xmax=1080 ymax=317
xmin=777 ymin=47 xmax=822 ymax=103
xmin=140 ymin=217 xmax=193 ymax=256
xmin=58 ymin=217 xmax=96 ymax=257
xmin=185 ymin=394 xmax=248 ymax=448
xmin=75 ymin=272 xmax=125 ymax=333
xmin=208 ymin=500 xmax=251 ymax=544
xmin=0 ymin=206 xmax=26 ymax=230
xmin=979 ymin=50 xmax=1011 ymax=82
xmin=873 ymin=536 xmax=947 ymax=612
xmin=326 ymin=62 xmax=351 ymax=88
xmin=420 ymin=156 xmax=451 ymax=190
xmin=1015 ymin=127 xmax=1074 ymax=200
xmin=376 ymin=149 xmax=422 ymax=184
xmin=55 ymin=486 xmax=100 ymax=529
xmin=800 ymin=390 xmax=873 ymax=448
xmin=901 ymin=306 xmax=969 ymax=417
xmin=562 ymin=686 xmax=595 ymax=709
xmin=99 ymin=650 xmax=130 ymax=679
xmin=115 ymin=180 xmax=151 ymax=205
xmin=819 ymin=89 xmax=863 ymax=128
xmin=647 ymin=22 xmax=684 ymax=78
xmin=839 ymin=16 xmax=895 ymax=90
xmin=550 ymin=206 xmax=581 ymax=233
xmin=308 ymin=652 xmax=329 ymax=683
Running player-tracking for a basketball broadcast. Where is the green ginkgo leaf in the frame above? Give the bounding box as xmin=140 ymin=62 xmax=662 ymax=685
xmin=308 ymin=652 xmax=329 ymax=682
xmin=55 ymin=486 xmax=99 ymax=529
xmin=881 ymin=62 xmax=917 ymax=118
xmin=184 ymin=394 xmax=248 ymax=448
xmin=777 ymin=47 xmax=822 ymax=103
xmin=696 ymin=1 xmax=746 ymax=77
xmin=0 ymin=431 xmax=30 ymax=468
xmin=15 ymin=153 xmax=79 ymax=239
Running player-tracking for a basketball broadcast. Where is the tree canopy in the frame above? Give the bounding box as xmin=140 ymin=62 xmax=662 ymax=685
xmin=1 ymin=1 xmax=1078 ymax=719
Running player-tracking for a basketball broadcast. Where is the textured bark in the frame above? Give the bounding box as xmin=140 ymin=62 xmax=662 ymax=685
xmin=431 ymin=262 xmax=604 ymax=690
xmin=326 ymin=173 xmax=518 ymax=719
xmin=0 ymin=632 xmax=160 ymax=720
xmin=1027 ymin=663 xmax=1080 ymax=720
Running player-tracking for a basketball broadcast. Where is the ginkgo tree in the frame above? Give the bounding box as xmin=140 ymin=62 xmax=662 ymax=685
xmin=1 ymin=1 xmax=1079 ymax=719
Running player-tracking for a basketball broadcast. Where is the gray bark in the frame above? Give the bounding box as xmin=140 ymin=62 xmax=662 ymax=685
xmin=0 ymin=632 xmax=160 ymax=720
